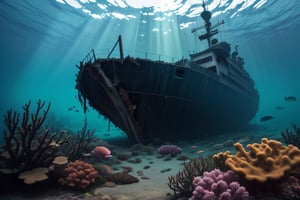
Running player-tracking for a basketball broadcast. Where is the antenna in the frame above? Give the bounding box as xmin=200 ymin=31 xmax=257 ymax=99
xmin=191 ymin=1 xmax=225 ymax=47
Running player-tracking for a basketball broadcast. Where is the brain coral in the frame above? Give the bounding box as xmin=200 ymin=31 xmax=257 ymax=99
xmin=225 ymin=138 xmax=300 ymax=182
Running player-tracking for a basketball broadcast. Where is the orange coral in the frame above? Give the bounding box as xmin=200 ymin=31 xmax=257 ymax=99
xmin=58 ymin=160 xmax=98 ymax=189
xmin=225 ymin=138 xmax=300 ymax=182
xmin=213 ymin=151 xmax=231 ymax=171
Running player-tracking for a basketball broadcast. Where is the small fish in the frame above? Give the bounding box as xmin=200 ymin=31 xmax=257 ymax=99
xmin=82 ymin=146 xmax=112 ymax=160
xmin=75 ymin=109 xmax=79 ymax=112
xmin=190 ymin=145 xmax=199 ymax=149
xmin=260 ymin=115 xmax=273 ymax=122
xmin=67 ymin=108 xmax=73 ymax=111
xmin=196 ymin=150 xmax=204 ymax=154
xmin=285 ymin=96 xmax=297 ymax=101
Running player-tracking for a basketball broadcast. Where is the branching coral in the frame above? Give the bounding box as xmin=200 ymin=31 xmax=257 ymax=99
xmin=0 ymin=100 xmax=71 ymax=173
xmin=168 ymin=156 xmax=216 ymax=198
xmin=66 ymin=118 xmax=96 ymax=161
xmin=225 ymin=138 xmax=300 ymax=182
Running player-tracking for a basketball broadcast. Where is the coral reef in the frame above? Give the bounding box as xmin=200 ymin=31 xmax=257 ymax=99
xmin=157 ymin=144 xmax=182 ymax=157
xmin=51 ymin=156 xmax=69 ymax=175
xmin=282 ymin=123 xmax=300 ymax=148
xmin=66 ymin=118 xmax=96 ymax=161
xmin=189 ymin=169 xmax=249 ymax=200
xmin=225 ymin=138 xmax=300 ymax=182
xmin=52 ymin=156 xmax=68 ymax=166
xmin=18 ymin=168 xmax=49 ymax=184
xmin=0 ymin=100 xmax=70 ymax=173
xmin=213 ymin=151 xmax=231 ymax=171
xmin=168 ymin=156 xmax=216 ymax=198
xmin=58 ymin=160 xmax=98 ymax=189
xmin=279 ymin=175 xmax=300 ymax=200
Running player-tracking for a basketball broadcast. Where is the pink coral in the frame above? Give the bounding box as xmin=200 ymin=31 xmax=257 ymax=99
xmin=189 ymin=169 xmax=249 ymax=200
xmin=58 ymin=160 xmax=98 ymax=189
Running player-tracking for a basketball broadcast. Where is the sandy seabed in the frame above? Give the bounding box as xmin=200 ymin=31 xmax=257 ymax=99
xmin=0 ymin=125 xmax=284 ymax=200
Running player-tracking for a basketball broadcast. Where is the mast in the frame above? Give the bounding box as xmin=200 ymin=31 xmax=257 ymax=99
xmin=107 ymin=35 xmax=124 ymax=60
xmin=192 ymin=1 xmax=224 ymax=48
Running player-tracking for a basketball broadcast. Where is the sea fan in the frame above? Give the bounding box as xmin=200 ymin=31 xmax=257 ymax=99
xmin=281 ymin=123 xmax=300 ymax=148
xmin=168 ymin=156 xmax=216 ymax=198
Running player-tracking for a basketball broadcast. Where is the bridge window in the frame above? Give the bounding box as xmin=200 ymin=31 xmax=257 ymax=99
xmin=208 ymin=66 xmax=217 ymax=73
xmin=196 ymin=56 xmax=213 ymax=64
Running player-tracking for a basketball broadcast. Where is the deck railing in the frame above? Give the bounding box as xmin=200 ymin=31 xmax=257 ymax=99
xmin=81 ymin=48 xmax=184 ymax=64
xmin=81 ymin=49 xmax=97 ymax=63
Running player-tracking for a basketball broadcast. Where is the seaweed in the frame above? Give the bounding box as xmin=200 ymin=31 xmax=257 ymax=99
xmin=281 ymin=123 xmax=300 ymax=148
xmin=167 ymin=156 xmax=216 ymax=199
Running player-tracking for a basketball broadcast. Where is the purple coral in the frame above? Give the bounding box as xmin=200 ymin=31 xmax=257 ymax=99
xmin=280 ymin=176 xmax=300 ymax=200
xmin=157 ymin=145 xmax=182 ymax=157
xmin=189 ymin=169 xmax=249 ymax=200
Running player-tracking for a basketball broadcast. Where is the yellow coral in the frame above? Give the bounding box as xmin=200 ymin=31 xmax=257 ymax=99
xmin=225 ymin=138 xmax=300 ymax=182
xmin=213 ymin=151 xmax=231 ymax=170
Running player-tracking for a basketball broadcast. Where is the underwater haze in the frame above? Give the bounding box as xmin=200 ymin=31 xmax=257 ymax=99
xmin=0 ymin=0 xmax=300 ymax=139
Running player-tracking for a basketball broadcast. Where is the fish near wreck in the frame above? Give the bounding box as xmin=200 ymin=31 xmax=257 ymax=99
xmin=260 ymin=115 xmax=273 ymax=122
xmin=82 ymin=146 xmax=112 ymax=160
xmin=75 ymin=2 xmax=259 ymax=143
xmin=285 ymin=96 xmax=297 ymax=101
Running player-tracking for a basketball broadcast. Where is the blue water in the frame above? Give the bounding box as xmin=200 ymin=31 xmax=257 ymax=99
xmin=0 ymin=0 xmax=300 ymax=140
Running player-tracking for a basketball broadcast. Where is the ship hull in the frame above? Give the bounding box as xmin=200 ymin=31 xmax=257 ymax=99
xmin=76 ymin=57 xmax=259 ymax=143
